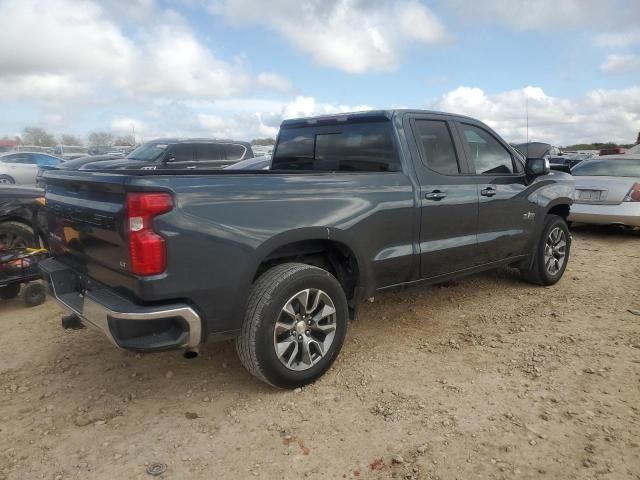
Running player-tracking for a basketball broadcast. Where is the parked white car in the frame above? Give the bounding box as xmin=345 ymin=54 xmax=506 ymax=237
xmin=0 ymin=151 xmax=64 ymax=185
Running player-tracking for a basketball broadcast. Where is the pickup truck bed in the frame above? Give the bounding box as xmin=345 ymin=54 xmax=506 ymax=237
xmin=40 ymin=109 xmax=574 ymax=388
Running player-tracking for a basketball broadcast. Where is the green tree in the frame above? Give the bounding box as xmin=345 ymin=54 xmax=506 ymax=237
xmin=114 ymin=134 xmax=135 ymax=146
xmin=251 ymin=138 xmax=276 ymax=146
xmin=60 ymin=134 xmax=83 ymax=146
xmin=88 ymin=131 xmax=114 ymax=147
xmin=22 ymin=127 xmax=56 ymax=147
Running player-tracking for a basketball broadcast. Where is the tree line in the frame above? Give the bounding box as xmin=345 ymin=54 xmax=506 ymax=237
xmin=2 ymin=127 xmax=136 ymax=147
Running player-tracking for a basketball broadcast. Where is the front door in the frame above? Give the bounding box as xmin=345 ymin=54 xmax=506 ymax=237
xmin=406 ymin=115 xmax=481 ymax=279
xmin=455 ymin=122 xmax=535 ymax=263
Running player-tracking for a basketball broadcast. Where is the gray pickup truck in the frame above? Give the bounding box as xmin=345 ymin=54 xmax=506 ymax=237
xmin=40 ymin=110 xmax=573 ymax=388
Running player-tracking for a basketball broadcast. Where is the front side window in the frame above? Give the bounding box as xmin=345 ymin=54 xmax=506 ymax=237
xmin=414 ymin=120 xmax=460 ymax=175
xmin=272 ymin=121 xmax=400 ymax=172
xmin=127 ymin=143 xmax=168 ymax=162
xmin=166 ymin=143 xmax=193 ymax=163
xmin=460 ymin=124 xmax=514 ymax=175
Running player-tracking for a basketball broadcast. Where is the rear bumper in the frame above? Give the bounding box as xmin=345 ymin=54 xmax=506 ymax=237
xmin=568 ymin=202 xmax=640 ymax=227
xmin=39 ymin=258 xmax=202 ymax=352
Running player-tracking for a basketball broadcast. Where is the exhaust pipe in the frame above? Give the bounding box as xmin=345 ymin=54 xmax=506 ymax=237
xmin=184 ymin=348 xmax=199 ymax=359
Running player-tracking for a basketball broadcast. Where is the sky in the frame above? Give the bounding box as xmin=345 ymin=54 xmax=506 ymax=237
xmin=0 ymin=0 xmax=639 ymax=146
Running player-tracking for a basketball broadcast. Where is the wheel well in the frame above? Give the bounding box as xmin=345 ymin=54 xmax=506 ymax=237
xmin=254 ymin=240 xmax=360 ymax=308
xmin=548 ymin=204 xmax=570 ymax=221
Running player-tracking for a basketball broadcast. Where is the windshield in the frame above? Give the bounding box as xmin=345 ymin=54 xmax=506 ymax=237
xmin=572 ymin=159 xmax=640 ymax=177
xmin=127 ymin=142 xmax=168 ymax=161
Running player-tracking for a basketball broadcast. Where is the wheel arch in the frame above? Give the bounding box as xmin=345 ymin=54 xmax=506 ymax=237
xmin=251 ymin=229 xmax=368 ymax=316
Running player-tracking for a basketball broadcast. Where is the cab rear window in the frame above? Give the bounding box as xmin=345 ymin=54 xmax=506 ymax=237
xmin=272 ymin=121 xmax=400 ymax=172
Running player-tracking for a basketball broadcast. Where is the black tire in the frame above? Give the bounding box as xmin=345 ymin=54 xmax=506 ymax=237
xmin=0 ymin=175 xmax=15 ymax=185
xmin=0 ymin=221 xmax=36 ymax=249
xmin=521 ymin=215 xmax=571 ymax=286
xmin=22 ymin=282 xmax=46 ymax=307
xmin=236 ymin=262 xmax=349 ymax=389
xmin=0 ymin=283 xmax=20 ymax=300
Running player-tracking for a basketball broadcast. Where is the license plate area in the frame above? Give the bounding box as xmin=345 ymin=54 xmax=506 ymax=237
xmin=577 ymin=189 xmax=606 ymax=202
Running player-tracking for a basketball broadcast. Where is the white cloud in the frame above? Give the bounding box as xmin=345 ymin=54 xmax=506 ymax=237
xmin=446 ymin=0 xmax=635 ymax=30
xmin=434 ymin=85 xmax=640 ymax=145
xmin=110 ymin=117 xmax=147 ymax=137
xmin=595 ymin=30 xmax=640 ymax=48
xmin=600 ymin=53 xmax=640 ymax=74
xmin=0 ymin=0 xmax=135 ymax=76
xmin=0 ymin=0 xmax=290 ymax=104
xmin=0 ymin=74 xmax=91 ymax=100
xmin=256 ymin=73 xmax=292 ymax=92
xmin=210 ymin=0 xmax=449 ymax=73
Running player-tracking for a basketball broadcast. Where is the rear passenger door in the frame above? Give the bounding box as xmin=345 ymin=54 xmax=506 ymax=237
xmin=455 ymin=122 xmax=534 ymax=263
xmin=406 ymin=114 xmax=480 ymax=278
xmin=194 ymin=143 xmax=224 ymax=168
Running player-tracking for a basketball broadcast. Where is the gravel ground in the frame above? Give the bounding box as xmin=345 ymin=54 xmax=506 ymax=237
xmin=1 ymin=225 xmax=639 ymax=480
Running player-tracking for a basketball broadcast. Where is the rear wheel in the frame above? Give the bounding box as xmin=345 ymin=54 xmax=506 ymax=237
xmin=22 ymin=282 xmax=46 ymax=307
xmin=0 ymin=283 xmax=20 ymax=300
xmin=0 ymin=221 xmax=35 ymax=249
xmin=0 ymin=175 xmax=15 ymax=185
xmin=521 ymin=215 xmax=570 ymax=285
xmin=236 ymin=263 xmax=348 ymax=388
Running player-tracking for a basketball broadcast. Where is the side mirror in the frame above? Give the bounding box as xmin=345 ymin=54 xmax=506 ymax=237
xmin=163 ymin=153 xmax=176 ymax=163
xmin=525 ymin=157 xmax=550 ymax=176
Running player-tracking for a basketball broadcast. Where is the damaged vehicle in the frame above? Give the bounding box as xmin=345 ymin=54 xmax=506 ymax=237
xmin=40 ymin=110 xmax=574 ymax=388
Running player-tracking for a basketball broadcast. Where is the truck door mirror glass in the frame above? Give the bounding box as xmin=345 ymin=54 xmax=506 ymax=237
xmin=525 ymin=157 xmax=550 ymax=176
xmin=164 ymin=153 xmax=176 ymax=163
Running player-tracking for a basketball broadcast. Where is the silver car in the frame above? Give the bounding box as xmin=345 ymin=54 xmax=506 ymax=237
xmin=568 ymin=155 xmax=640 ymax=227
xmin=0 ymin=151 xmax=64 ymax=185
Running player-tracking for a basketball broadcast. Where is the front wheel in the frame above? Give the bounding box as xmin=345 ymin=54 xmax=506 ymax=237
xmin=236 ymin=263 xmax=348 ymax=388
xmin=521 ymin=214 xmax=571 ymax=286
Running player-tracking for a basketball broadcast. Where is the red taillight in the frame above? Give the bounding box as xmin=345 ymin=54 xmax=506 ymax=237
xmin=126 ymin=192 xmax=173 ymax=275
xmin=624 ymin=183 xmax=640 ymax=202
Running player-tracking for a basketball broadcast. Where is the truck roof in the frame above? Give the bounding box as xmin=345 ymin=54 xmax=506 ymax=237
xmin=280 ymin=109 xmax=480 ymax=128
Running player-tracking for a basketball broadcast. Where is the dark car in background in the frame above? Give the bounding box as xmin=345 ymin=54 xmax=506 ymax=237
xmin=80 ymin=138 xmax=255 ymax=171
xmin=514 ymin=142 xmax=586 ymax=170
xmin=36 ymin=139 xmax=256 ymax=185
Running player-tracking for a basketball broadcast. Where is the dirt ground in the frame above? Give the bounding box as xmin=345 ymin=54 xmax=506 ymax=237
xmin=1 ymin=225 xmax=639 ymax=480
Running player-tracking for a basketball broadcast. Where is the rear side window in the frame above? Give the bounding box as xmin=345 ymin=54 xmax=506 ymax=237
xmin=414 ymin=120 xmax=460 ymax=175
xmin=222 ymin=144 xmax=247 ymax=161
xmin=2 ymin=154 xmax=32 ymax=164
xmin=272 ymin=122 xmax=400 ymax=172
xmin=459 ymin=124 xmax=514 ymax=175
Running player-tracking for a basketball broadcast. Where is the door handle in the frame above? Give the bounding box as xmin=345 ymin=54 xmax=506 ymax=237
xmin=425 ymin=190 xmax=447 ymax=201
xmin=186 ymin=166 xmax=197 ymax=170
xmin=481 ymin=186 xmax=497 ymax=197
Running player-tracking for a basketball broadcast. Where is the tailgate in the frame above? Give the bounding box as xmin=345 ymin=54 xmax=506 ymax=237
xmin=44 ymin=170 xmax=131 ymax=283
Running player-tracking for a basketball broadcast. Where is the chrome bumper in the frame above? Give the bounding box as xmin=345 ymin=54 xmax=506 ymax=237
xmin=39 ymin=258 xmax=202 ymax=352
